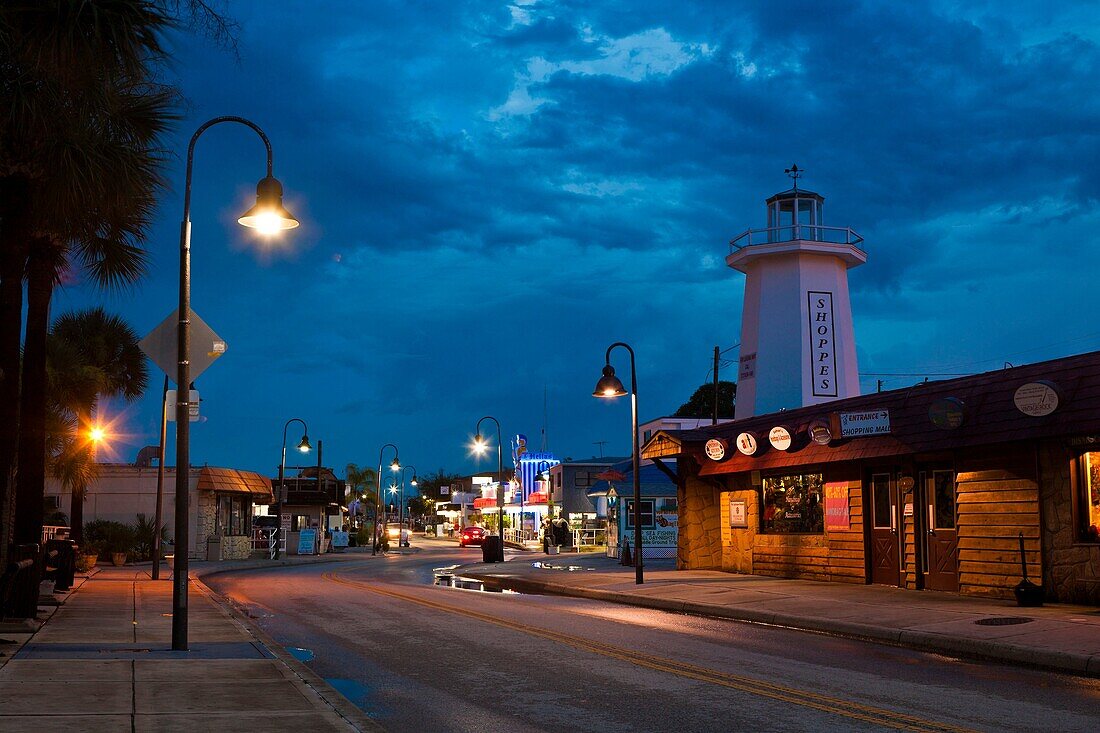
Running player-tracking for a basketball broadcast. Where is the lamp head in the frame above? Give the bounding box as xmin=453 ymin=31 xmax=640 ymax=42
xmin=390 ymin=458 xmax=400 ymax=472
xmin=593 ymin=364 xmax=627 ymax=398
xmin=411 ymin=475 xmax=418 ymax=487
xmin=472 ymin=433 xmax=489 ymax=455
xmin=238 ymin=175 xmax=300 ymax=235
xmin=297 ymin=433 xmax=312 ymax=453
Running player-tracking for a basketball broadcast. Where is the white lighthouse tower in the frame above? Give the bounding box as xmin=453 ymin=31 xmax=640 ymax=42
xmin=728 ymin=166 xmax=866 ymax=419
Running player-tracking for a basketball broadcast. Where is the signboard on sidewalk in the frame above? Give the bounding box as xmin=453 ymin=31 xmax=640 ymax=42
xmin=297 ymin=528 xmax=317 ymax=555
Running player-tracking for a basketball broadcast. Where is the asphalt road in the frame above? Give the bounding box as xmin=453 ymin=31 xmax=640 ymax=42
xmin=205 ymin=539 xmax=1100 ymax=732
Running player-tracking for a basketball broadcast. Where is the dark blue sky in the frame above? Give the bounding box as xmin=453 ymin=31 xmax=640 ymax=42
xmin=67 ymin=1 xmax=1099 ymax=478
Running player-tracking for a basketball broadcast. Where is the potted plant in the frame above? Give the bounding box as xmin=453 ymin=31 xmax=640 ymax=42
xmin=102 ymin=522 xmax=135 ymax=566
xmin=77 ymin=540 xmax=101 ymax=572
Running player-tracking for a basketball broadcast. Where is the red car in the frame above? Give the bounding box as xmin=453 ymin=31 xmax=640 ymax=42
xmin=459 ymin=526 xmax=488 ymax=547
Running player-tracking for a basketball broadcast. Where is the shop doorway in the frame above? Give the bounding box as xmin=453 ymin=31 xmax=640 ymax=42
xmin=918 ymin=469 xmax=959 ymax=592
xmin=868 ymin=472 xmax=901 ymax=586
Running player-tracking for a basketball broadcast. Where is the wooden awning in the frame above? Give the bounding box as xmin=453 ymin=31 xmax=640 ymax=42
xmin=197 ymin=467 xmax=274 ymax=504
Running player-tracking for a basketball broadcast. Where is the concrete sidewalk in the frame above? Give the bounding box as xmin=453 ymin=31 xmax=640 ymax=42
xmin=0 ymin=564 xmax=381 ymax=732
xmin=461 ymin=553 xmax=1100 ymax=677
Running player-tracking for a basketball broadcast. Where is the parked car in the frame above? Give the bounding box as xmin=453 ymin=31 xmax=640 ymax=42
xmin=459 ymin=526 xmax=488 ymax=547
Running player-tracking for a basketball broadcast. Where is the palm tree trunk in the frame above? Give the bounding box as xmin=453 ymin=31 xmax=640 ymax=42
xmin=13 ymin=239 xmax=55 ymax=546
xmin=0 ymin=176 xmax=31 ymax=564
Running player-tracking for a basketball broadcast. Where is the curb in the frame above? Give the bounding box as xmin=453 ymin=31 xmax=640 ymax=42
xmin=192 ymin=574 xmax=385 ymax=732
xmin=461 ymin=570 xmax=1099 ymax=678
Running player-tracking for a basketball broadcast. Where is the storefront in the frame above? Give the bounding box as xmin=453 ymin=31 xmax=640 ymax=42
xmin=643 ymin=351 xmax=1100 ymax=604
xmin=589 ymin=461 xmax=678 ymax=560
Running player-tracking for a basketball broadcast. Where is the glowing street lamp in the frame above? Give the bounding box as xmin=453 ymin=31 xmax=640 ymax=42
xmin=373 ymin=444 xmax=400 ymax=555
xmin=593 ymin=341 xmax=643 ymax=584
xmin=471 ymin=416 xmax=505 ymax=560
xmin=172 ymin=115 xmax=298 ymax=651
xmin=274 ymin=418 xmax=311 ymax=561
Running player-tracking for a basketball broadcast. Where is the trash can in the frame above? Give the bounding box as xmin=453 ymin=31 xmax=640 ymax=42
xmin=206 ymin=536 xmax=222 ymax=561
xmin=481 ymin=535 xmax=504 ymax=563
xmin=45 ymin=539 xmax=77 ymax=592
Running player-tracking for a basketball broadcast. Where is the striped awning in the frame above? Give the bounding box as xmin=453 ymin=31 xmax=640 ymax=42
xmin=197 ymin=467 xmax=274 ymax=504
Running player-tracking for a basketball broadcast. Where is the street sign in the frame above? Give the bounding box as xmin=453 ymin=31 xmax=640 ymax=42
xmin=839 ymin=410 xmax=891 ymax=437
xmin=139 ymin=309 xmax=227 ymax=383
xmin=165 ymin=390 xmax=200 ymax=422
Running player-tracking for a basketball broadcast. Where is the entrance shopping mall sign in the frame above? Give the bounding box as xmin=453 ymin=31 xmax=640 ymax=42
xmin=839 ymin=410 xmax=890 ymax=437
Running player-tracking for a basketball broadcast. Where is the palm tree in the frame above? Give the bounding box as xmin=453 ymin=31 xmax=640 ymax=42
xmin=46 ymin=308 xmax=149 ymax=543
xmin=345 ymin=463 xmax=379 ymax=518
xmin=0 ymin=2 xmax=175 ymax=549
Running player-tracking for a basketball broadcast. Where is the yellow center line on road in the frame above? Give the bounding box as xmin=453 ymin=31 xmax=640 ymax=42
xmin=322 ymin=571 xmax=979 ymax=733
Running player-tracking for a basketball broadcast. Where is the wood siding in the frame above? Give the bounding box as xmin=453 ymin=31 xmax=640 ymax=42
xmin=956 ymin=448 xmax=1041 ymax=599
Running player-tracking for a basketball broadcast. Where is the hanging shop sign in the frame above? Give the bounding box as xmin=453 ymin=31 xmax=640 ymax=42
xmin=705 ymin=438 xmax=728 ymax=461
xmin=729 ymin=500 xmax=748 ymax=528
xmin=1013 ymin=381 xmax=1061 ymax=417
xmin=735 ymin=432 xmax=759 ymax=456
xmin=807 ymin=419 xmax=832 ymax=446
xmin=839 ymin=410 xmax=891 ymax=437
xmin=929 ymin=397 xmax=965 ymax=429
xmin=824 ymin=482 xmax=849 ymax=531
xmin=768 ymin=426 xmax=793 ymax=451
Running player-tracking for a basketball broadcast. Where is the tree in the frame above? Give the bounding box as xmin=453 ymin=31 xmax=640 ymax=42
xmin=1 ymin=1 xmax=175 ymax=551
xmin=345 ymin=463 xmax=378 ymax=508
xmin=673 ymin=381 xmax=737 ymax=419
xmin=416 ymin=469 xmax=464 ymax=501
xmin=46 ymin=308 xmax=149 ymax=543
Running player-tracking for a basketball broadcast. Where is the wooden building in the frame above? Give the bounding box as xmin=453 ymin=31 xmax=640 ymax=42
xmin=642 ymin=350 xmax=1100 ymax=604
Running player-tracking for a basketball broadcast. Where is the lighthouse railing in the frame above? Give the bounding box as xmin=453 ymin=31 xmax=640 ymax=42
xmin=729 ymin=224 xmax=863 ymax=252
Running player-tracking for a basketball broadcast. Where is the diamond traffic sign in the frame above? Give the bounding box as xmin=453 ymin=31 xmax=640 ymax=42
xmin=139 ymin=310 xmax=227 ymax=384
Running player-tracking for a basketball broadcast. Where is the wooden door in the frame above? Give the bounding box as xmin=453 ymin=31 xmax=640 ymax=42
xmin=869 ymin=472 xmax=901 ymax=586
xmin=923 ymin=469 xmax=959 ymax=592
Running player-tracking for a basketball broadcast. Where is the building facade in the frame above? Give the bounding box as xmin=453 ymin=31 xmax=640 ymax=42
xmin=45 ymin=463 xmax=272 ymax=560
xmin=644 ymin=351 xmax=1100 ymax=604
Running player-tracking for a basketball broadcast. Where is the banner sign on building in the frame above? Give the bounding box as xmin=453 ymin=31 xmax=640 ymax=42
xmin=808 ymin=291 xmax=838 ymax=397
xmin=824 ymin=482 xmax=850 ymax=531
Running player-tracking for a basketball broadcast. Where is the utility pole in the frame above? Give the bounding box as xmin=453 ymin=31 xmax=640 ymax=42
xmin=713 ymin=345 xmax=720 ymax=425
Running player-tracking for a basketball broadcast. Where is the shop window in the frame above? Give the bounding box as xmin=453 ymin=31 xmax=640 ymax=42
xmin=1079 ymin=452 xmax=1100 ymax=542
xmin=761 ymin=473 xmax=824 ymax=534
xmin=575 ymin=471 xmax=593 ymax=488
xmin=217 ymin=494 xmax=251 ymax=537
xmin=625 ymin=499 xmax=655 ymax=529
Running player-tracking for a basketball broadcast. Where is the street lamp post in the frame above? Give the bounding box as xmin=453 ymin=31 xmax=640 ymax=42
xmin=274 ymin=418 xmax=312 ymax=560
xmin=399 ymin=465 xmax=417 ymax=533
xmin=472 ymin=416 xmax=504 ymax=561
xmin=593 ymin=342 xmax=643 ymax=584
xmin=373 ymin=444 xmax=400 ymax=555
xmin=172 ymin=116 xmax=298 ymax=651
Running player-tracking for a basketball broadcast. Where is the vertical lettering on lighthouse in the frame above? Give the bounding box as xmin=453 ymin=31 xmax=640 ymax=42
xmin=808 ymin=291 xmax=837 ymax=397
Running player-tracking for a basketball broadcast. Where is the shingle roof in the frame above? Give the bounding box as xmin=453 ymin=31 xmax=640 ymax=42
xmin=197 ymin=467 xmax=274 ymax=502
xmin=646 ymin=349 xmax=1100 ymax=476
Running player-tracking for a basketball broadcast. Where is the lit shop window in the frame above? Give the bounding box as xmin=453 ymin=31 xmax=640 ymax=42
xmin=1081 ymin=452 xmax=1100 ymax=542
xmin=217 ymin=494 xmax=251 ymax=537
xmin=761 ymin=473 xmax=824 ymax=534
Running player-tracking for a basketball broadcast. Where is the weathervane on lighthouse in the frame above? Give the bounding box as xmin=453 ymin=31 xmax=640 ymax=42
xmin=727 ymin=168 xmax=867 ymax=419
